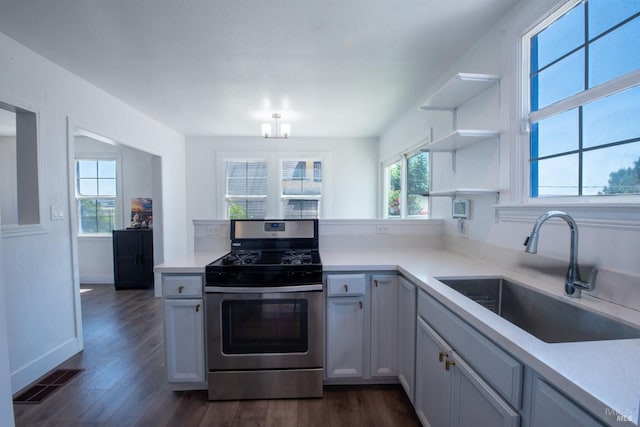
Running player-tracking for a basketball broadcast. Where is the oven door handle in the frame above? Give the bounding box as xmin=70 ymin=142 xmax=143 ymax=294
xmin=205 ymin=284 xmax=323 ymax=293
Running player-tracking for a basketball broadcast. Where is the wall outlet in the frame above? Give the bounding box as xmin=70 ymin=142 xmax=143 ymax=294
xmin=456 ymin=219 xmax=468 ymax=238
xmin=376 ymin=224 xmax=389 ymax=234
xmin=206 ymin=225 xmax=222 ymax=236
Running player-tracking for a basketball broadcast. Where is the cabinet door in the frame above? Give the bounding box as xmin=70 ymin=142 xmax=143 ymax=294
xmin=113 ymin=230 xmax=142 ymax=288
xmin=326 ymin=296 xmax=365 ymax=378
xmin=164 ymin=299 xmax=205 ymax=383
xmin=140 ymin=230 xmax=154 ymax=286
xmin=370 ymin=275 xmax=398 ymax=378
xmin=398 ymin=277 xmax=416 ymax=402
xmin=452 ymin=350 xmax=519 ymax=427
xmin=415 ymin=316 xmax=452 ymax=427
xmin=530 ymin=377 xmax=604 ymax=427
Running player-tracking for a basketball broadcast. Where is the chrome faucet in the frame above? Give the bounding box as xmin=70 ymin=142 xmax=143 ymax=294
xmin=523 ymin=210 xmax=597 ymax=298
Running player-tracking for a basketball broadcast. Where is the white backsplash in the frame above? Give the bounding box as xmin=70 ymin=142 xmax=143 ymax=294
xmin=193 ymin=219 xmax=445 ymax=253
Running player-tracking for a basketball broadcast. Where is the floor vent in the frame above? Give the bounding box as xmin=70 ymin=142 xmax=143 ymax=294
xmin=13 ymin=368 xmax=83 ymax=404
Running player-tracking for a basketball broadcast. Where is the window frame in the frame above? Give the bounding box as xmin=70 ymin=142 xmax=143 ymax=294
xmin=381 ymin=147 xmax=430 ymax=219
xmin=521 ymin=0 xmax=640 ymax=203
xmin=280 ymin=159 xmax=323 ymax=219
xmin=75 ymin=154 xmax=122 ymax=237
xmin=0 ymin=96 xmax=46 ymax=238
xmin=216 ymin=151 xmax=329 ymax=219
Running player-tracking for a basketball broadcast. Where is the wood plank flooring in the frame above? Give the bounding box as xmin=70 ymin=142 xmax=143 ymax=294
xmin=13 ymin=285 xmax=421 ymax=427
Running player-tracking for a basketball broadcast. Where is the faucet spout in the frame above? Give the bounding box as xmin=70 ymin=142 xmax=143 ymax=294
xmin=523 ymin=210 xmax=597 ymax=298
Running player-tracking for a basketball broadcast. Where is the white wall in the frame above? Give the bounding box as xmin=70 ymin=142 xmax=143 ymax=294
xmin=380 ymin=0 xmax=640 ymax=302
xmin=0 ymin=30 xmax=187 ymax=401
xmin=0 ymin=210 xmax=14 ymax=426
xmin=185 ymin=136 xmax=378 ymax=252
xmin=75 ymin=136 xmax=155 ymax=284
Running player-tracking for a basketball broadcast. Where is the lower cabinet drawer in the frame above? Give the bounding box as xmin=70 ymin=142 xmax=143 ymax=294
xmin=418 ymin=290 xmax=522 ymax=408
xmin=327 ymin=274 xmax=366 ymax=296
xmin=163 ymin=275 xmax=203 ymax=298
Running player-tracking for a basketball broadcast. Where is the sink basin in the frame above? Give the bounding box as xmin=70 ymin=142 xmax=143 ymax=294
xmin=435 ymin=277 xmax=640 ymax=343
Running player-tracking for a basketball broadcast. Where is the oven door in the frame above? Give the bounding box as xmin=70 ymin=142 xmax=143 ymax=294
xmin=205 ymin=285 xmax=323 ymax=371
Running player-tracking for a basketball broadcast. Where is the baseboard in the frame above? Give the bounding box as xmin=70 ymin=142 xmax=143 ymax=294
xmin=79 ymin=274 xmax=113 ymax=285
xmin=11 ymin=337 xmax=82 ymax=394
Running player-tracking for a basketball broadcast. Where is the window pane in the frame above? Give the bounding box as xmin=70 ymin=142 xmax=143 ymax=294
xmin=584 ymin=142 xmax=640 ymax=195
xmin=226 ymin=161 xmax=267 ymax=196
xmin=532 ymin=49 xmax=585 ymax=110
xmin=386 ymin=161 xmax=401 ymax=217
xmin=77 ymin=160 xmax=96 ymax=178
xmin=281 ymin=199 xmax=319 ymax=219
xmin=282 ymin=160 xmax=322 ymax=196
xmin=588 ymin=0 xmax=640 ymax=39
xmin=98 ymin=178 xmax=116 ymax=196
xmin=533 ymin=154 xmax=579 ymax=196
xmin=589 ymin=17 xmax=640 ymax=87
xmin=533 ymin=108 xmax=579 ymax=158
xmin=96 ymin=199 xmax=115 ymax=232
xmin=227 ymin=199 xmax=266 ymax=219
xmin=583 ymin=84 xmax=640 ymax=149
xmin=407 ymin=152 xmax=429 ymax=217
xmin=98 ymin=160 xmax=116 ymax=178
xmin=532 ymin=3 xmax=584 ymax=71
xmin=78 ymin=178 xmax=98 ymax=196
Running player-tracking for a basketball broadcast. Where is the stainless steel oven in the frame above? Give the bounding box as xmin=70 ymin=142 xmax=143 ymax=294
xmin=205 ymin=285 xmax=323 ymax=400
xmin=204 ymin=219 xmax=323 ymax=400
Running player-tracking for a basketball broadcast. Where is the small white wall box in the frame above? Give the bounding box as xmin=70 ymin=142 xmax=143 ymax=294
xmin=452 ymin=199 xmax=469 ymax=219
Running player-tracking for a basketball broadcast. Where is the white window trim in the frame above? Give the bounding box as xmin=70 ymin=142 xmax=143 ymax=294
xmin=217 ymin=151 xmax=329 ymax=219
xmin=0 ymin=94 xmax=47 ymax=238
xmin=380 ymin=145 xmax=431 ymax=220
xmin=499 ymin=0 xmax=640 ymax=226
xmin=75 ymin=153 xmax=123 ymax=237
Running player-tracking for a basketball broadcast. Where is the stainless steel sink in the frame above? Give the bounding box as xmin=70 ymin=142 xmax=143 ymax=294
xmin=435 ymin=277 xmax=640 ymax=343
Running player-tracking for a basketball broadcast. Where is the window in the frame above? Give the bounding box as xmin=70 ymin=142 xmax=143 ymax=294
xmin=384 ymin=151 xmax=429 ymax=218
xmin=0 ymin=101 xmax=41 ymax=234
xmin=76 ymin=159 xmax=117 ymax=234
xmin=224 ymin=160 xmax=268 ymax=219
xmin=526 ymin=0 xmax=640 ymax=197
xmin=281 ymin=160 xmax=322 ymax=219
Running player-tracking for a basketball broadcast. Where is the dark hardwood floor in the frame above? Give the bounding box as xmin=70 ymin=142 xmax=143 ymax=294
xmin=13 ymin=284 xmax=421 ymax=427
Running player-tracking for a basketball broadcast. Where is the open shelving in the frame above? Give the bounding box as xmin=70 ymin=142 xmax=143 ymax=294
xmin=419 ymin=73 xmax=500 ymax=111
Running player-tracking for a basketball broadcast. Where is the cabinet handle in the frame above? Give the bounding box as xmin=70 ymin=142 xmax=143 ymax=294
xmin=374 ymin=279 xmax=378 ymax=287
xmin=195 ymin=304 xmax=200 ymax=312
xmin=438 ymin=351 xmax=448 ymax=362
xmin=359 ymin=301 xmax=363 ymax=309
xmin=445 ymin=359 xmax=456 ymax=371
xmin=178 ymin=285 xmax=184 ymax=294
xmin=344 ymin=284 xmax=348 ymax=292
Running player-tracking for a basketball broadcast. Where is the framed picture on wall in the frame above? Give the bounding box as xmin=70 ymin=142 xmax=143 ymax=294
xmin=130 ymin=198 xmax=152 ymax=228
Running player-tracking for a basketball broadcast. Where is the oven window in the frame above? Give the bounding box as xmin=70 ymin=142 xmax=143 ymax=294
xmin=222 ymin=299 xmax=309 ymax=354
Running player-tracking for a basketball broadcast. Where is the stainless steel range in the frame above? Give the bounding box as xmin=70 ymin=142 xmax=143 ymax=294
xmin=204 ymin=219 xmax=323 ymax=400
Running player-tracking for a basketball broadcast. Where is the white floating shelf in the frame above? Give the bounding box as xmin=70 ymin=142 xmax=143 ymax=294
xmin=419 ymin=73 xmax=500 ymax=111
xmin=429 ymin=188 xmax=501 ymax=198
xmin=422 ymin=130 xmax=499 ymax=152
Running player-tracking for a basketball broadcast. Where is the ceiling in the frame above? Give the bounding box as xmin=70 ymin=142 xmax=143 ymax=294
xmin=0 ymin=0 xmax=520 ymax=138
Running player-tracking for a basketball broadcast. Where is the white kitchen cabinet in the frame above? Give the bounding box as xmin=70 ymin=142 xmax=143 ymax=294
xmin=416 ymin=316 xmax=519 ymax=427
xmin=530 ymin=377 xmax=605 ymax=427
xmin=325 ymin=273 xmax=398 ymax=381
xmin=415 ymin=316 xmax=453 ymax=427
xmin=326 ymin=293 xmax=365 ymax=378
xmin=397 ymin=277 xmax=416 ymax=402
xmin=370 ymin=274 xmax=398 ymax=378
xmin=162 ymin=274 xmax=205 ymax=386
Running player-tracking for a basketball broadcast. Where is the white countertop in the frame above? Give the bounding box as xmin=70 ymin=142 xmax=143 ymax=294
xmin=156 ymin=248 xmax=640 ymax=425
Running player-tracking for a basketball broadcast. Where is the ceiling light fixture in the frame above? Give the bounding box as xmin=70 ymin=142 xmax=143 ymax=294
xmin=261 ymin=113 xmax=290 ymax=138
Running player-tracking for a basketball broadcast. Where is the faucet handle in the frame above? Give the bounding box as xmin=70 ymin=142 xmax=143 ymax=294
xmin=575 ymin=268 xmax=598 ymax=292
xmin=523 ymin=236 xmax=530 ymax=246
